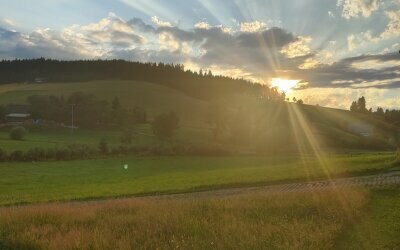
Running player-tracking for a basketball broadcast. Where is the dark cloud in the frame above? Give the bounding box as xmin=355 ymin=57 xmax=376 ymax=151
xmin=298 ymin=52 xmax=400 ymax=89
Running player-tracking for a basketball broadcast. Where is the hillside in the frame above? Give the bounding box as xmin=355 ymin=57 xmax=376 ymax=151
xmin=0 ymin=80 xmax=398 ymax=153
xmin=0 ymin=81 xmax=209 ymax=125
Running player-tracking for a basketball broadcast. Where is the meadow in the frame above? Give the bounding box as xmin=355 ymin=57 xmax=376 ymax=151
xmin=0 ymin=187 xmax=398 ymax=249
xmin=0 ymin=153 xmax=396 ymax=206
xmin=0 ymin=124 xmax=212 ymax=152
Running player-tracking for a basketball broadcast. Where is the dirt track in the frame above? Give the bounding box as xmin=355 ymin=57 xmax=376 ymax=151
xmin=169 ymin=171 xmax=400 ymax=199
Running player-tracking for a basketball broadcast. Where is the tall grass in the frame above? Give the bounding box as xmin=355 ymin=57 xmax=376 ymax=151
xmin=0 ymin=189 xmax=367 ymax=250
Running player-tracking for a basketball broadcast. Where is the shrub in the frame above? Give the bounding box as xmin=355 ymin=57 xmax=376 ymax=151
xmin=9 ymin=150 xmax=25 ymax=161
xmin=10 ymin=126 xmax=27 ymax=140
xmin=120 ymin=130 xmax=133 ymax=145
xmin=0 ymin=148 xmax=7 ymax=162
xmin=25 ymin=147 xmax=46 ymax=161
xmin=67 ymin=144 xmax=94 ymax=159
xmin=98 ymin=139 xmax=109 ymax=155
xmin=55 ymin=148 xmax=72 ymax=161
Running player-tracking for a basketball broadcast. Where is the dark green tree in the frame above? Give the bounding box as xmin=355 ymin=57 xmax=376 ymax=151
xmin=350 ymin=101 xmax=358 ymax=112
xmin=152 ymin=112 xmax=179 ymax=141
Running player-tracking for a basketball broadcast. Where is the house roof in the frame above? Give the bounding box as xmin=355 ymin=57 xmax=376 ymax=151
xmin=6 ymin=113 xmax=31 ymax=118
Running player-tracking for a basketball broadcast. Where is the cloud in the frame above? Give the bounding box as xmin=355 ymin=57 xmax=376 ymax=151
xmin=194 ymin=21 xmax=210 ymax=30
xmin=337 ymin=0 xmax=381 ymax=19
xmin=381 ymin=10 xmax=400 ymax=39
xmin=347 ymin=31 xmax=380 ymax=51
xmin=151 ymin=16 xmax=173 ymax=27
xmin=298 ymin=52 xmax=400 ymax=89
xmin=240 ymin=21 xmax=267 ymax=33
xmin=281 ymin=36 xmax=312 ymax=58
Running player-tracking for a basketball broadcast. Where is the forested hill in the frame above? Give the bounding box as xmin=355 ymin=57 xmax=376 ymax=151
xmin=0 ymin=58 xmax=284 ymax=101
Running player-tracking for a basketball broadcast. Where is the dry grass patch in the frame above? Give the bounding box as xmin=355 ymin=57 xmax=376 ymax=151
xmin=0 ymin=188 xmax=367 ymax=250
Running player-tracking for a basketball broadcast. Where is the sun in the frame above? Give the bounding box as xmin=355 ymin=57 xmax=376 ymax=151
xmin=271 ymin=78 xmax=301 ymax=93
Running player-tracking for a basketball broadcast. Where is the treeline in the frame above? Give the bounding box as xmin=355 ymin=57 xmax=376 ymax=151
xmin=0 ymin=143 xmax=238 ymax=163
xmin=26 ymin=93 xmax=146 ymax=128
xmin=350 ymin=96 xmax=400 ymax=125
xmin=0 ymin=58 xmax=285 ymax=101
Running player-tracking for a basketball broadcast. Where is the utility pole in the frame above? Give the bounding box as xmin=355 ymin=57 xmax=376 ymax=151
xmin=71 ymin=104 xmax=75 ymax=134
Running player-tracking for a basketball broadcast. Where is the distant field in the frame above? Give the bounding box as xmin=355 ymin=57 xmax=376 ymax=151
xmin=0 ymin=124 xmax=213 ymax=152
xmin=0 ymin=188 xmax=398 ymax=249
xmin=0 ymin=153 xmax=396 ymax=206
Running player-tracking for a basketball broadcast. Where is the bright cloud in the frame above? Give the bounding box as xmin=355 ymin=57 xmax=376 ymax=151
xmin=151 ymin=16 xmax=173 ymax=27
xmin=194 ymin=21 xmax=211 ymax=30
xmin=240 ymin=21 xmax=267 ymax=33
xmin=381 ymin=10 xmax=400 ymax=39
xmin=347 ymin=31 xmax=380 ymax=51
xmin=280 ymin=36 xmax=312 ymax=58
xmin=337 ymin=0 xmax=381 ymax=19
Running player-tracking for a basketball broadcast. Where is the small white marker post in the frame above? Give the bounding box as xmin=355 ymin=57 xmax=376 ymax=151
xmin=124 ymin=164 xmax=128 ymax=170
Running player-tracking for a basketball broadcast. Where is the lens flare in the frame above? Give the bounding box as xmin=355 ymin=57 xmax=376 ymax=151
xmin=271 ymin=78 xmax=300 ymax=93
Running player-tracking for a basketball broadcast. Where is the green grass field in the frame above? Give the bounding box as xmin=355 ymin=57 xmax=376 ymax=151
xmin=0 ymin=153 xmax=396 ymax=206
xmin=0 ymin=124 xmax=214 ymax=152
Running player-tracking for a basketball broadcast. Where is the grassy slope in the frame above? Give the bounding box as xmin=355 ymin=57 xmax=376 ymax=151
xmin=0 ymin=153 xmax=395 ymax=206
xmin=0 ymin=81 xmax=396 ymax=151
xmin=0 ymin=81 xmax=208 ymax=124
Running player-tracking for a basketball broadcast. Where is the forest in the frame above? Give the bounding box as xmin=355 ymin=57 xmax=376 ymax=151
xmin=0 ymin=58 xmax=285 ymax=101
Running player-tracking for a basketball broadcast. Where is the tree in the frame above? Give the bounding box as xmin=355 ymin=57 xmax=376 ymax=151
xmin=112 ymin=97 xmax=121 ymax=111
xmin=10 ymin=126 xmax=27 ymax=140
xmin=297 ymin=99 xmax=304 ymax=105
xmin=376 ymin=107 xmax=384 ymax=116
xmin=350 ymin=101 xmax=358 ymax=112
xmin=357 ymin=96 xmax=367 ymax=113
xmin=206 ymin=102 xmax=229 ymax=140
xmin=0 ymin=105 xmax=5 ymax=123
xmin=350 ymin=97 xmax=368 ymax=113
xmin=152 ymin=112 xmax=179 ymax=141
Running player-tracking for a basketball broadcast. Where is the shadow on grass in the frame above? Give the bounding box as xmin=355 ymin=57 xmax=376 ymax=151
xmin=0 ymin=238 xmax=40 ymax=250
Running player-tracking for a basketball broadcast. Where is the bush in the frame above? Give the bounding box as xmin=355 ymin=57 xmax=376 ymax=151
xmin=9 ymin=150 xmax=25 ymax=161
xmin=98 ymin=139 xmax=109 ymax=155
xmin=67 ymin=144 xmax=94 ymax=159
xmin=10 ymin=126 xmax=27 ymax=140
xmin=55 ymin=148 xmax=72 ymax=161
xmin=120 ymin=130 xmax=133 ymax=145
xmin=25 ymin=147 xmax=46 ymax=161
xmin=0 ymin=148 xmax=7 ymax=162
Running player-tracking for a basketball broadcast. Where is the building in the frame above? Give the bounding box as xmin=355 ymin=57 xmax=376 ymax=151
xmin=5 ymin=104 xmax=31 ymax=124
xmin=347 ymin=122 xmax=373 ymax=137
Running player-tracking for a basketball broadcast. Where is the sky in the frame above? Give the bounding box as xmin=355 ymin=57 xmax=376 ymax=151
xmin=0 ymin=0 xmax=399 ymax=110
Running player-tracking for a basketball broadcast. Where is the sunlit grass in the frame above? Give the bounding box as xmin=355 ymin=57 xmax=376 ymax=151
xmin=0 ymin=153 xmax=395 ymax=206
xmin=0 ymin=188 xmax=369 ymax=250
